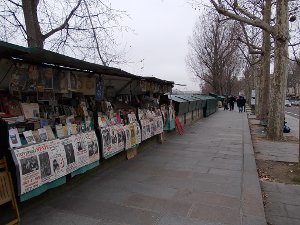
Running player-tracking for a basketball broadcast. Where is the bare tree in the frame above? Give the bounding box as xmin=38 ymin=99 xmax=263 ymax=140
xmin=204 ymin=0 xmax=298 ymax=140
xmin=186 ymin=13 xmax=244 ymax=96
xmin=0 ymin=0 xmax=128 ymax=66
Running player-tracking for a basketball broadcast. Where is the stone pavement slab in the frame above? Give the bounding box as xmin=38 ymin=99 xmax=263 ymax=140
xmin=19 ymin=110 xmax=266 ymax=225
xmin=261 ymin=181 xmax=300 ymax=225
xmin=255 ymin=141 xmax=298 ymax=163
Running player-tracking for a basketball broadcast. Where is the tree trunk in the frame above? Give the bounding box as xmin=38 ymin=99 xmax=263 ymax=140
xmin=267 ymin=0 xmax=289 ymax=140
xmin=22 ymin=0 xmax=44 ymax=48
xmin=255 ymin=65 xmax=261 ymax=116
xmin=259 ymin=0 xmax=272 ymax=121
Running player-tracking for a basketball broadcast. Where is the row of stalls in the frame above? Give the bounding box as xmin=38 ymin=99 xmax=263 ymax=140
xmin=160 ymin=94 xmax=218 ymax=127
xmin=0 ymin=41 xmax=175 ymax=202
xmin=0 ymin=41 xmax=218 ymax=208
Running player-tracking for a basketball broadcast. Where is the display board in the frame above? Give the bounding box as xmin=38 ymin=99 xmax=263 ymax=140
xmin=11 ymin=131 xmax=99 ymax=195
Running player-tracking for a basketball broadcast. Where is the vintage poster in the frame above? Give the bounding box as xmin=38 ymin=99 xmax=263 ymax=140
xmin=72 ymin=134 xmax=88 ymax=168
xmin=9 ymin=128 xmax=22 ymax=149
xmin=134 ymin=122 xmax=141 ymax=144
xmin=79 ymin=76 xmax=96 ymax=95
xmin=47 ymin=139 xmax=67 ymax=182
xmin=34 ymin=141 xmax=59 ymax=184
xmin=61 ymin=137 xmax=78 ymax=174
xmin=116 ymin=125 xmax=125 ymax=152
xmin=85 ymin=131 xmax=100 ymax=163
xmin=110 ymin=126 xmax=118 ymax=153
xmin=101 ymin=127 xmax=112 ymax=158
xmin=128 ymin=113 xmax=137 ymax=123
xmin=13 ymin=145 xmax=41 ymax=194
xmin=21 ymin=103 xmax=40 ymax=119
xmin=38 ymin=68 xmax=53 ymax=89
xmin=53 ymin=70 xmax=69 ymax=93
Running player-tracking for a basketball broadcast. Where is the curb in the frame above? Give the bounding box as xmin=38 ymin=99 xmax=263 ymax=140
xmin=241 ymin=113 xmax=267 ymax=225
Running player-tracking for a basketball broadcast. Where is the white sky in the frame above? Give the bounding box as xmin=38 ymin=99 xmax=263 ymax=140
xmin=110 ymin=0 xmax=205 ymax=91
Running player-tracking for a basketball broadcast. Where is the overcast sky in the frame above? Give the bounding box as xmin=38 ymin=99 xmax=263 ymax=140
xmin=110 ymin=0 xmax=206 ymax=91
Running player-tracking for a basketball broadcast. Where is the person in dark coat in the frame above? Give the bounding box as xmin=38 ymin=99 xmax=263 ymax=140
xmin=228 ymin=96 xmax=236 ymax=111
xmin=223 ymin=97 xmax=229 ymax=110
xmin=236 ymin=96 xmax=244 ymax=113
xmin=242 ymin=97 xmax=246 ymax=112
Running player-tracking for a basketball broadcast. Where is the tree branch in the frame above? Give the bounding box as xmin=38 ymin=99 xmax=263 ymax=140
xmin=43 ymin=0 xmax=82 ymax=39
xmin=210 ymin=0 xmax=274 ymax=34
xmin=7 ymin=0 xmax=22 ymax=8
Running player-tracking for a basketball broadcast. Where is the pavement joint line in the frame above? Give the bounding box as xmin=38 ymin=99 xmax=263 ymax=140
xmin=186 ymin=202 xmax=195 ymax=217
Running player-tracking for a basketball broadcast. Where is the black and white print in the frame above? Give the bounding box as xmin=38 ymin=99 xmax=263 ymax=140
xmin=20 ymin=156 xmax=39 ymax=175
xmin=38 ymin=152 xmax=51 ymax=179
xmin=64 ymin=143 xmax=75 ymax=165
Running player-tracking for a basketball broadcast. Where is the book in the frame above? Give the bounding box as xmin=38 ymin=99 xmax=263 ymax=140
xmin=38 ymin=128 xmax=48 ymax=141
xmin=8 ymin=128 xmax=22 ymax=148
xmin=32 ymin=130 xmax=41 ymax=143
xmin=45 ymin=126 xmax=55 ymax=140
xmin=23 ymin=130 xmax=36 ymax=145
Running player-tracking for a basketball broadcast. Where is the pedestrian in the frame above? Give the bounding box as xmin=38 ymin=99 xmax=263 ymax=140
xmin=228 ymin=96 xmax=235 ymax=111
xmin=242 ymin=97 xmax=246 ymax=112
xmin=223 ymin=97 xmax=229 ymax=110
xmin=236 ymin=96 xmax=244 ymax=113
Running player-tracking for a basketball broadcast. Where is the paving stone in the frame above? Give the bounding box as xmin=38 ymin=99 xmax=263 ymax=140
xmin=208 ymin=168 xmax=242 ymax=178
xmin=22 ymin=207 xmax=102 ymax=225
xmin=157 ymin=215 xmax=226 ymax=225
xmin=267 ymin=215 xmax=300 ymax=225
xmin=48 ymin=196 xmax=161 ymax=225
xmin=189 ymin=203 xmax=241 ymax=225
xmin=285 ymin=204 xmax=300 ymax=219
xmin=123 ymin=194 xmax=192 ymax=216
xmin=242 ymin=214 xmax=266 ymax=225
xmin=173 ymin=189 xmax=241 ymax=209
xmin=264 ymin=202 xmax=288 ymax=217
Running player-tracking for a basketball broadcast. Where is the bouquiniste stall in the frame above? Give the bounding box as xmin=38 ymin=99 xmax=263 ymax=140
xmin=0 ymin=41 xmax=174 ymax=201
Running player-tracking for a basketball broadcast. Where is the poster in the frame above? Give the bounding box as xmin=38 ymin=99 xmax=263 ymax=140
xmin=61 ymin=137 xmax=77 ymax=174
xmin=85 ymin=131 xmax=100 ymax=163
xmin=38 ymin=68 xmax=53 ymax=89
xmin=14 ymin=145 xmax=41 ymax=194
xmin=101 ymin=127 xmax=112 ymax=157
xmin=73 ymin=134 xmax=88 ymax=168
xmin=111 ymin=126 xmax=118 ymax=151
xmin=116 ymin=125 xmax=125 ymax=151
xmin=21 ymin=103 xmax=40 ymax=119
xmin=79 ymin=76 xmax=96 ymax=95
xmin=124 ymin=125 xmax=131 ymax=150
xmin=53 ymin=70 xmax=69 ymax=93
xmin=134 ymin=122 xmax=141 ymax=144
xmin=11 ymin=131 xmax=100 ymax=195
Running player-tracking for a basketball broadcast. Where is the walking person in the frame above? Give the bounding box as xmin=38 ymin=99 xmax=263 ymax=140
xmin=242 ymin=97 xmax=246 ymax=112
xmin=236 ymin=96 xmax=244 ymax=113
xmin=223 ymin=97 xmax=229 ymax=110
xmin=228 ymin=96 xmax=235 ymax=111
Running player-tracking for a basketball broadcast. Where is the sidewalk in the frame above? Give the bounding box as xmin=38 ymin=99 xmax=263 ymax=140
xmin=19 ymin=110 xmax=266 ymax=225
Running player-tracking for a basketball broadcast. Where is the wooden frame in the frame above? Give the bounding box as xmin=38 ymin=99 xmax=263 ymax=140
xmin=0 ymin=157 xmax=20 ymax=225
